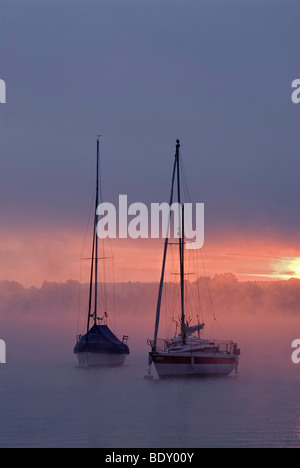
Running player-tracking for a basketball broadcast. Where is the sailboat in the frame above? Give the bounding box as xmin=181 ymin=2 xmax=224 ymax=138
xmin=146 ymin=140 xmax=240 ymax=378
xmin=74 ymin=138 xmax=130 ymax=367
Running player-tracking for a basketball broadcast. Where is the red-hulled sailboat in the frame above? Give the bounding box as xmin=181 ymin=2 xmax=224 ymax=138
xmin=146 ymin=140 xmax=240 ymax=379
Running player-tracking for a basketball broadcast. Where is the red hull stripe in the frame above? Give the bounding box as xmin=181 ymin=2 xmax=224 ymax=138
xmin=153 ymin=356 xmax=235 ymax=365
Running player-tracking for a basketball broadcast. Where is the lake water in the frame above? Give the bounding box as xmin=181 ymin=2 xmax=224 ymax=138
xmin=0 ymin=350 xmax=300 ymax=448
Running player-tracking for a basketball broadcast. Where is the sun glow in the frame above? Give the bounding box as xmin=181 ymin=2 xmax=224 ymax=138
xmin=273 ymin=257 xmax=300 ymax=280
xmin=290 ymin=258 xmax=300 ymax=278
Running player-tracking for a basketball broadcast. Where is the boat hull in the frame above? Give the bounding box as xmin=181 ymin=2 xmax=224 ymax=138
xmin=74 ymin=324 xmax=130 ymax=367
xmin=151 ymin=352 xmax=237 ymax=378
xmin=76 ymin=351 xmax=128 ymax=368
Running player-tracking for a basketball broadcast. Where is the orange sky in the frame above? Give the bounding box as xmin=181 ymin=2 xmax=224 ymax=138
xmin=1 ymin=227 xmax=300 ymax=287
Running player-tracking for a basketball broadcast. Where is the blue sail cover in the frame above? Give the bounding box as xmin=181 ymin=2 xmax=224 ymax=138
xmin=74 ymin=325 xmax=130 ymax=356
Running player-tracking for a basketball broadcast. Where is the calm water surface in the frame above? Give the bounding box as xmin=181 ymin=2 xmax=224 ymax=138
xmin=0 ymin=353 xmax=300 ymax=448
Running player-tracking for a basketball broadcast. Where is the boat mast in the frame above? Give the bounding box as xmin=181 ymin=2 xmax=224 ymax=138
xmin=153 ymin=141 xmax=178 ymax=351
xmin=181 ymin=204 xmax=186 ymax=343
xmin=86 ymin=138 xmax=100 ymax=333
xmin=153 ymin=139 xmax=187 ymax=348
xmin=176 ymin=142 xmax=186 ymax=343
xmin=87 ymin=215 xmax=96 ymax=333
xmin=86 ymin=139 xmax=100 ymax=333
xmin=94 ymin=137 xmax=100 ymax=327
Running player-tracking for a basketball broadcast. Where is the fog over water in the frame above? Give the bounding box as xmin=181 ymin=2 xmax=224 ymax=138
xmin=0 ymin=278 xmax=300 ymax=448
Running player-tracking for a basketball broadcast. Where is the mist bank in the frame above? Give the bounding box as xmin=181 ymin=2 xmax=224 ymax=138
xmin=0 ymin=273 xmax=299 ymax=321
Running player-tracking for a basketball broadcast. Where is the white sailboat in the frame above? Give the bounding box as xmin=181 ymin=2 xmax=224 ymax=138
xmin=146 ymin=140 xmax=240 ymax=379
xmin=74 ymin=138 xmax=130 ymax=367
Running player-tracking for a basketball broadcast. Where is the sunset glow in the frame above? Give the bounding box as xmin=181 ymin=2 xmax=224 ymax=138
xmin=291 ymin=258 xmax=300 ymax=278
xmin=277 ymin=257 xmax=300 ymax=280
xmin=1 ymin=227 xmax=299 ymax=287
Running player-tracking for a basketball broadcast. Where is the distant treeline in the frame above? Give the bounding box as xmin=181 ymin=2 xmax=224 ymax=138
xmin=0 ymin=273 xmax=299 ymax=319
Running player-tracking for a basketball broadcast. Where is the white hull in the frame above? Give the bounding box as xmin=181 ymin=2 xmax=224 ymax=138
xmin=152 ymin=352 xmax=238 ymax=378
xmin=76 ymin=352 xmax=128 ymax=368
